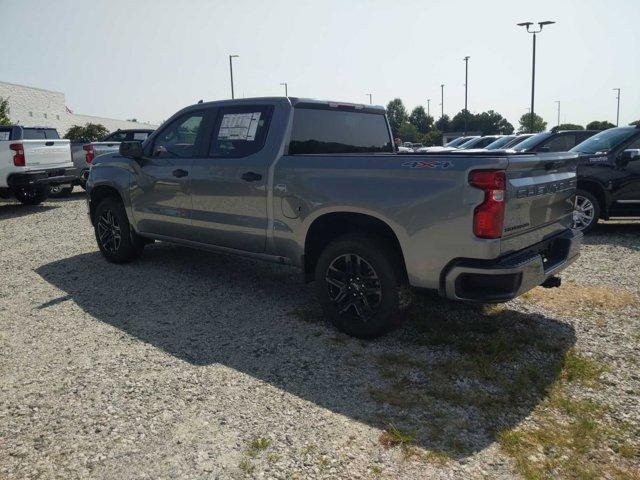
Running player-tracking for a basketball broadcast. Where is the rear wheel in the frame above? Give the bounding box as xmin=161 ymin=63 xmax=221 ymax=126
xmin=94 ymin=196 xmax=145 ymax=263
xmin=573 ymin=189 xmax=600 ymax=232
xmin=15 ymin=187 xmax=49 ymax=205
xmin=315 ymin=234 xmax=404 ymax=339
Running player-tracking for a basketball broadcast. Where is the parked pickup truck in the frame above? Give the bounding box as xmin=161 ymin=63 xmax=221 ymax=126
xmin=86 ymin=97 xmax=582 ymax=338
xmin=569 ymin=124 xmax=640 ymax=231
xmin=58 ymin=128 xmax=156 ymax=197
xmin=0 ymin=125 xmax=75 ymax=205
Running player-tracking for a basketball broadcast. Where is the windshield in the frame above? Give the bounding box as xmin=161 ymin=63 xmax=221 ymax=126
xmin=445 ymin=136 xmax=471 ymax=147
xmin=512 ymin=132 xmax=551 ymax=152
xmin=485 ymin=136 xmax=515 ymax=150
xmin=570 ymin=128 xmax=638 ymax=154
xmin=504 ymin=135 xmax=532 ymax=148
xmin=458 ymin=137 xmax=484 ymax=149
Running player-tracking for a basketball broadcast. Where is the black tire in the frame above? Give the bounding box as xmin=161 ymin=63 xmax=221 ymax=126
xmin=15 ymin=187 xmax=49 ymax=205
xmin=315 ymin=234 xmax=404 ymax=339
xmin=93 ymin=196 xmax=145 ymax=263
xmin=49 ymin=185 xmax=74 ymax=197
xmin=573 ymin=189 xmax=600 ymax=232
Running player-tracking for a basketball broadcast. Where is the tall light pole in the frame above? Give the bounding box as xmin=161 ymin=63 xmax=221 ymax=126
xmin=517 ymin=21 xmax=555 ymax=133
xmin=366 ymin=93 xmax=372 ymax=105
xmin=440 ymin=84 xmax=445 ymax=118
xmin=613 ymin=88 xmax=621 ymax=126
xmin=555 ymin=100 xmax=561 ymax=127
xmin=229 ymin=54 xmax=239 ymax=99
xmin=463 ymin=56 xmax=470 ymax=135
xmin=280 ymin=82 xmax=288 ymax=97
xmin=426 ymin=99 xmax=430 ymax=117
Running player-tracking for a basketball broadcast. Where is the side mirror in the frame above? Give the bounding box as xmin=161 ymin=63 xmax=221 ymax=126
xmin=119 ymin=141 xmax=143 ymax=159
xmin=538 ymin=146 xmax=550 ymax=153
xmin=619 ymin=149 xmax=640 ymax=165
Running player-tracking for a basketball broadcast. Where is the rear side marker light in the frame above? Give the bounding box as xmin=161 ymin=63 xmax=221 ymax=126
xmin=469 ymin=170 xmax=506 ymax=239
xmin=10 ymin=143 xmax=25 ymax=166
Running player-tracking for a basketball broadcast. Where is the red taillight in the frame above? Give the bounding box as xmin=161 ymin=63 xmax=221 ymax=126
xmin=83 ymin=144 xmax=95 ymax=164
xmin=10 ymin=143 xmax=25 ymax=166
xmin=469 ymin=170 xmax=506 ymax=239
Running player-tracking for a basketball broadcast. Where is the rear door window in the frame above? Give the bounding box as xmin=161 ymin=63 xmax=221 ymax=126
xmin=289 ymin=108 xmax=393 ymax=154
xmin=209 ymin=105 xmax=273 ymax=158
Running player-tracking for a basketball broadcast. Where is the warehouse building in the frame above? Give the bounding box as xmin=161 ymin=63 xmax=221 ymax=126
xmin=0 ymin=81 xmax=157 ymax=135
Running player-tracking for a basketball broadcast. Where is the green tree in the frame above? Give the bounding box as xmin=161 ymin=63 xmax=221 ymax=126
xmin=408 ymin=106 xmax=433 ymax=134
xmin=397 ymin=122 xmax=419 ymax=143
xmin=586 ymin=120 xmax=615 ymax=130
xmin=551 ymin=123 xmax=584 ymax=133
xmin=435 ymin=114 xmax=451 ymax=133
xmin=64 ymin=123 xmax=109 ymax=143
xmin=386 ymin=98 xmax=408 ymax=136
xmin=630 ymin=120 xmax=640 ymax=126
xmin=450 ymin=109 xmax=478 ymax=133
xmin=518 ymin=113 xmax=547 ymax=133
xmin=421 ymin=128 xmax=442 ymax=147
xmin=0 ymin=97 xmax=11 ymax=125
xmin=477 ymin=110 xmax=514 ymax=135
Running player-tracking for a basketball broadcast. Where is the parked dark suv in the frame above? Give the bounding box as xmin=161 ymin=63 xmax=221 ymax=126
xmin=512 ymin=130 xmax=599 ymax=153
xmin=570 ymin=125 xmax=640 ymax=231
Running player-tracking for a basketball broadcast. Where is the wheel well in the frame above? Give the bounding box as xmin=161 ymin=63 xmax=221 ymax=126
xmin=577 ymin=181 xmax=606 ymax=219
xmin=303 ymin=212 xmax=407 ymax=283
xmin=89 ymin=186 xmax=122 ymax=222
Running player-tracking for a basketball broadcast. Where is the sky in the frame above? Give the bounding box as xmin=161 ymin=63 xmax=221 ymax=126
xmin=1 ymin=0 xmax=638 ymax=128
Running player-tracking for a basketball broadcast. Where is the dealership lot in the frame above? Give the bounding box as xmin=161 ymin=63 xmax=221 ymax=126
xmin=1 ymin=193 xmax=638 ymax=479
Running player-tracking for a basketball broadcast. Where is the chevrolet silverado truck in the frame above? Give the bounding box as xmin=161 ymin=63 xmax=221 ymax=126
xmin=86 ymin=97 xmax=581 ymax=338
xmin=0 ymin=125 xmax=75 ymax=205
xmin=569 ymin=124 xmax=640 ymax=231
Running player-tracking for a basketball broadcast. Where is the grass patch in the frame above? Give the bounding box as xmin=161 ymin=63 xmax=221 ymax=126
xmin=238 ymin=459 xmax=255 ymax=475
xmin=521 ymin=282 xmax=636 ymax=315
xmin=561 ymin=349 xmax=608 ymax=386
xmin=379 ymin=424 xmax=415 ymax=450
xmin=245 ymin=437 xmax=271 ymax=458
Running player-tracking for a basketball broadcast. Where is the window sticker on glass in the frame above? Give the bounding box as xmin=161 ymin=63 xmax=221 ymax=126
xmin=218 ymin=112 xmax=262 ymax=141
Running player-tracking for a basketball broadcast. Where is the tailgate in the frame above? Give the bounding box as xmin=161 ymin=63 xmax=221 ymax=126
xmin=23 ymin=140 xmax=72 ymax=170
xmin=91 ymin=141 xmax=121 ymax=157
xmin=501 ymin=152 xmax=578 ymax=254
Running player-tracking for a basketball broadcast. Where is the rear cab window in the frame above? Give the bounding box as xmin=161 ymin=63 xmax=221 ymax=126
xmin=0 ymin=128 xmax=10 ymax=141
xmin=288 ymin=107 xmax=393 ymax=154
xmin=22 ymin=128 xmax=47 ymax=140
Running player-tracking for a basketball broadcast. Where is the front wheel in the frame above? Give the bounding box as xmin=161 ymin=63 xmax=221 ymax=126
xmin=573 ymin=189 xmax=600 ymax=232
xmin=93 ymin=197 xmax=145 ymax=263
xmin=15 ymin=187 xmax=49 ymax=205
xmin=315 ymin=234 xmax=404 ymax=339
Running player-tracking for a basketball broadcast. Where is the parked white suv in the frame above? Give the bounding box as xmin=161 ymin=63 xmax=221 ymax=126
xmin=0 ymin=126 xmax=75 ymax=205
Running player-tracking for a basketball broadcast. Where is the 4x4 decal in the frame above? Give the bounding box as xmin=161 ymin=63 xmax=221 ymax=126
xmin=401 ymin=160 xmax=453 ymax=169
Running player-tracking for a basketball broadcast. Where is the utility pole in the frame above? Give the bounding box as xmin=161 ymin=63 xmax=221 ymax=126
xmin=229 ymin=54 xmax=239 ymax=99
xmin=555 ymin=100 xmax=561 ymax=127
xmin=613 ymin=88 xmax=621 ymax=126
xmin=280 ymin=82 xmax=288 ymax=97
xmin=426 ymin=99 xmax=430 ymax=117
xmin=517 ymin=21 xmax=555 ymax=132
xmin=463 ymin=56 xmax=470 ymax=135
xmin=440 ymin=84 xmax=445 ymax=118
xmin=366 ymin=93 xmax=372 ymax=105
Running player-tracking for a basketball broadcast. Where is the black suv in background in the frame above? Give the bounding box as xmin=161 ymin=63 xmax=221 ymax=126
xmin=570 ymin=125 xmax=640 ymax=231
xmin=512 ymin=130 xmax=599 ymax=153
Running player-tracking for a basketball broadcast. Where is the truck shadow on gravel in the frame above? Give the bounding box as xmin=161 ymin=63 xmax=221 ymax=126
xmin=36 ymin=244 xmax=576 ymax=459
xmin=0 ymin=203 xmax=59 ymax=220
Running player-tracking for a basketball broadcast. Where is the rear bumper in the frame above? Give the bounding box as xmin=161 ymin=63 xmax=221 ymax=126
xmin=441 ymin=229 xmax=582 ymax=302
xmin=7 ymin=168 xmax=78 ymax=189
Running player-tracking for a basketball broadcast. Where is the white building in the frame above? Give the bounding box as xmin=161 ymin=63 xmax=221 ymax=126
xmin=0 ymin=81 xmax=157 ymax=135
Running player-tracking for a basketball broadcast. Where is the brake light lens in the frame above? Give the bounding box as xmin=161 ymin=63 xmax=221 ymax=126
xmin=10 ymin=143 xmax=25 ymax=166
xmin=83 ymin=144 xmax=95 ymax=164
xmin=469 ymin=170 xmax=506 ymax=239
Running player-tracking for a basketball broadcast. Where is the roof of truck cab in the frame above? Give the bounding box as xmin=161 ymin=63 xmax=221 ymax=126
xmin=183 ymin=97 xmax=386 ymax=114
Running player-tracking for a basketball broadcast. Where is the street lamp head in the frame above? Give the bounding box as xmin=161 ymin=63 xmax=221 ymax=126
xmin=463 ymin=56 xmax=470 ymax=60
xmin=538 ymin=21 xmax=555 ymax=27
xmin=517 ymin=22 xmax=533 ymax=27
xmin=229 ymin=54 xmax=239 ymax=59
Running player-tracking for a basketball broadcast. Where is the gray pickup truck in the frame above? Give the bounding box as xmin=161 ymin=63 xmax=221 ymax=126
xmin=86 ymin=97 xmax=581 ymax=338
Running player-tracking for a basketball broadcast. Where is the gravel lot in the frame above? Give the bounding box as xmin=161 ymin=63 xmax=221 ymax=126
xmin=1 ymin=192 xmax=638 ymax=479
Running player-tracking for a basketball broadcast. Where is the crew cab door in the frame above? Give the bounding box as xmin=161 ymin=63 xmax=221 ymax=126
xmin=129 ymin=110 xmax=207 ymax=238
xmin=189 ymin=104 xmax=275 ymax=252
xmin=611 ymin=135 xmax=640 ymax=210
